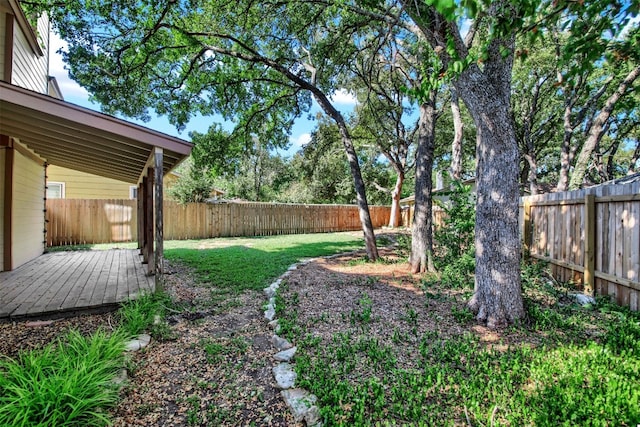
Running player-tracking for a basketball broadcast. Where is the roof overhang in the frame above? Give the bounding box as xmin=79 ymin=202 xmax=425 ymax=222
xmin=0 ymin=81 xmax=192 ymax=183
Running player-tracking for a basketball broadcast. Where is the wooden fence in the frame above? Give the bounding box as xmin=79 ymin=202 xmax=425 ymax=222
xmin=400 ymin=205 xmax=446 ymax=229
xmin=521 ymin=179 xmax=640 ymax=311
xmin=46 ymin=199 xmax=391 ymax=246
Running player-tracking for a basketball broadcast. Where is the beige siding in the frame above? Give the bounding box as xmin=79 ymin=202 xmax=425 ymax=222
xmin=11 ymin=13 xmax=47 ymax=93
xmin=47 ymin=165 xmax=134 ymax=199
xmin=0 ymin=148 xmax=4 ymax=271
xmin=47 ymin=165 xmax=178 ymax=199
xmin=12 ymin=148 xmax=45 ymax=269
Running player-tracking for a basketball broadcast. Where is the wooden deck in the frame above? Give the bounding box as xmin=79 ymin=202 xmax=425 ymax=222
xmin=0 ymin=250 xmax=154 ymax=319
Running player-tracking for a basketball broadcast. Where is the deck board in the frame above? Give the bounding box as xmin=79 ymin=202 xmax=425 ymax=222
xmin=0 ymin=250 xmax=154 ymax=319
xmin=5 ymin=253 xmax=79 ymax=316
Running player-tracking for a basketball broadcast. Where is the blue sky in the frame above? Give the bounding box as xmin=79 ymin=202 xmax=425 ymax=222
xmin=49 ymin=33 xmax=358 ymax=158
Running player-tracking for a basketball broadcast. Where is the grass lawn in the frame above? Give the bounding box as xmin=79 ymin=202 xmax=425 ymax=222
xmin=47 ymin=232 xmax=364 ymax=295
xmin=163 ymin=232 xmax=364 ymax=293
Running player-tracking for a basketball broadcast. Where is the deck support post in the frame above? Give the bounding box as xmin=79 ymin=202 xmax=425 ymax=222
xmin=153 ymin=147 xmax=164 ymax=289
xmin=2 ymin=135 xmax=13 ymax=271
xmin=137 ymin=181 xmax=143 ymax=252
xmin=145 ymin=168 xmax=154 ymax=275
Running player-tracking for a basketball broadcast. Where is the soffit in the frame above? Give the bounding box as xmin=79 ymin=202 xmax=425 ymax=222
xmin=0 ymin=81 xmax=192 ymax=183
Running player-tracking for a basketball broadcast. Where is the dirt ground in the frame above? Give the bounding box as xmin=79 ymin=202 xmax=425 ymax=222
xmin=0 ymin=241 xmax=531 ymax=426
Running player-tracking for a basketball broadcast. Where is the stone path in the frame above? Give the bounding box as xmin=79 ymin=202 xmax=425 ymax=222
xmin=263 ymin=260 xmax=323 ymax=426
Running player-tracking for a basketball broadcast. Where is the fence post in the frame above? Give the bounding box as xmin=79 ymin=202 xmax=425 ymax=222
xmin=523 ymin=199 xmax=532 ymax=259
xmin=584 ymin=194 xmax=595 ymax=296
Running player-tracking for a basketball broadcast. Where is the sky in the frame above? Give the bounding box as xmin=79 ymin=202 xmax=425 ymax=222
xmin=48 ymin=33 xmax=358 ymax=158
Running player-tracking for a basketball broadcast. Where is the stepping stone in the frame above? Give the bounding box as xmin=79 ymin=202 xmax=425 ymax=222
xmin=274 ymin=346 xmax=297 ymax=362
xmin=112 ymin=368 xmax=128 ymax=385
xmin=281 ymin=388 xmax=322 ymax=425
xmin=271 ymin=334 xmax=293 ymax=351
xmin=124 ymin=333 xmax=151 ymax=352
xmin=264 ymin=305 xmax=276 ymax=321
xmin=268 ymin=319 xmax=281 ymax=333
xmin=572 ymin=293 xmax=596 ymax=306
xmin=273 ymin=363 xmax=297 ymax=389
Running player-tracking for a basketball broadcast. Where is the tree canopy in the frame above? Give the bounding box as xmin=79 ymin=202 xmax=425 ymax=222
xmin=29 ymin=0 xmax=640 ymax=327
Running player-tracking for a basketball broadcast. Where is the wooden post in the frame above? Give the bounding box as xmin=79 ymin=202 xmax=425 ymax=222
xmin=153 ymin=147 xmax=164 ymax=288
xmin=2 ymin=135 xmax=13 ymax=270
xmin=584 ymin=194 xmax=596 ymax=296
xmin=523 ymin=200 xmax=532 ymax=259
xmin=145 ymin=169 xmax=154 ymax=274
xmin=141 ymin=176 xmax=149 ymax=262
xmin=137 ymin=182 xmax=143 ymax=251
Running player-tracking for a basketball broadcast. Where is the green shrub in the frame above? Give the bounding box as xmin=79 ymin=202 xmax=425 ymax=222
xmin=432 ymin=180 xmax=476 ymax=289
xmin=0 ymin=329 xmax=125 ymax=427
xmin=434 ymin=180 xmax=475 ymax=262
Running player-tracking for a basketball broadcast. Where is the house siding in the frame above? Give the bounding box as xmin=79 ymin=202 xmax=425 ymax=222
xmin=11 ymin=147 xmax=45 ymax=269
xmin=47 ymin=165 xmax=179 ymax=200
xmin=47 ymin=165 xmax=134 ymax=199
xmin=11 ymin=13 xmax=47 ymax=93
xmin=0 ymin=148 xmax=4 ymax=272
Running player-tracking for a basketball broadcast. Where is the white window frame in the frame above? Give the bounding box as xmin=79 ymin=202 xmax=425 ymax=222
xmin=129 ymin=185 xmax=138 ymax=199
xmin=46 ymin=181 xmax=65 ymax=199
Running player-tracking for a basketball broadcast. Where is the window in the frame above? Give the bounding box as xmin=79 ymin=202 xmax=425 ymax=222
xmin=130 ymin=186 xmax=138 ymax=199
xmin=46 ymin=182 xmax=65 ymax=199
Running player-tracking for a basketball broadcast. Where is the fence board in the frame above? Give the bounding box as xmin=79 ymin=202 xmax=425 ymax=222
xmin=522 ymin=179 xmax=640 ymax=311
xmin=46 ymin=200 xmax=392 ymax=246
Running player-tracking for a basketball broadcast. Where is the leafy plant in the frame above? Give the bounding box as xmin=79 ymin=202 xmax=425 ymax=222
xmin=118 ymin=291 xmax=171 ymax=337
xmin=451 ymin=304 xmax=475 ymax=324
xmin=0 ymin=330 xmax=125 ymax=427
xmin=432 ymin=180 xmax=476 ymax=289
xmin=349 ymin=293 xmax=373 ymax=325
xmin=434 ymin=181 xmax=475 ymax=262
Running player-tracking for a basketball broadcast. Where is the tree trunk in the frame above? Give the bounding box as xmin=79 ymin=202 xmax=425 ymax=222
xmin=312 ymin=93 xmax=379 ymax=260
xmin=388 ymin=171 xmax=404 ymax=228
xmin=557 ymin=104 xmax=575 ymax=192
xmin=629 ymin=141 xmax=640 ymax=175
xmin=524 ymin=153 xmax=538 ymax=195
xmin=398 ymin=0 xmax=523 ymax=326
xmin=409 ymin=99 xmax=437 ymax=273
xmin=456 ymin=65 xmax=524 ymax=329
xmin=450 ymin=86 xmax=464 ymax=180
xmin=569 ymin=65 xmax=640 ymax=190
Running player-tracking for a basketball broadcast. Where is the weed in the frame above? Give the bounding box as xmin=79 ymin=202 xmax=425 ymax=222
xmin=451 ymin=304 xmax=475 ymax=324
xmin=200 ymin=336 xmax=248 ymax=363
xmin=185 ymin=395 xmax=200 ymax=426
xmin=403 ymin=305 xmax=418 ymax=327
xmin=349 ymin=293 xmax=373 ymax=325
xmin=376 ymin=235 xmax=393 ymax=246
xmin=423 ymin=287 xmax=448 ymax=300
xmin=391 ymin=327 xmax=409 ymax=344
xmin=149 ymin=321 xmax=177 ymax=342
xmin=118 ymin=291 xmax=171 ymax=337
xmin=346 ymin=256 xmax=369 ymax=266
